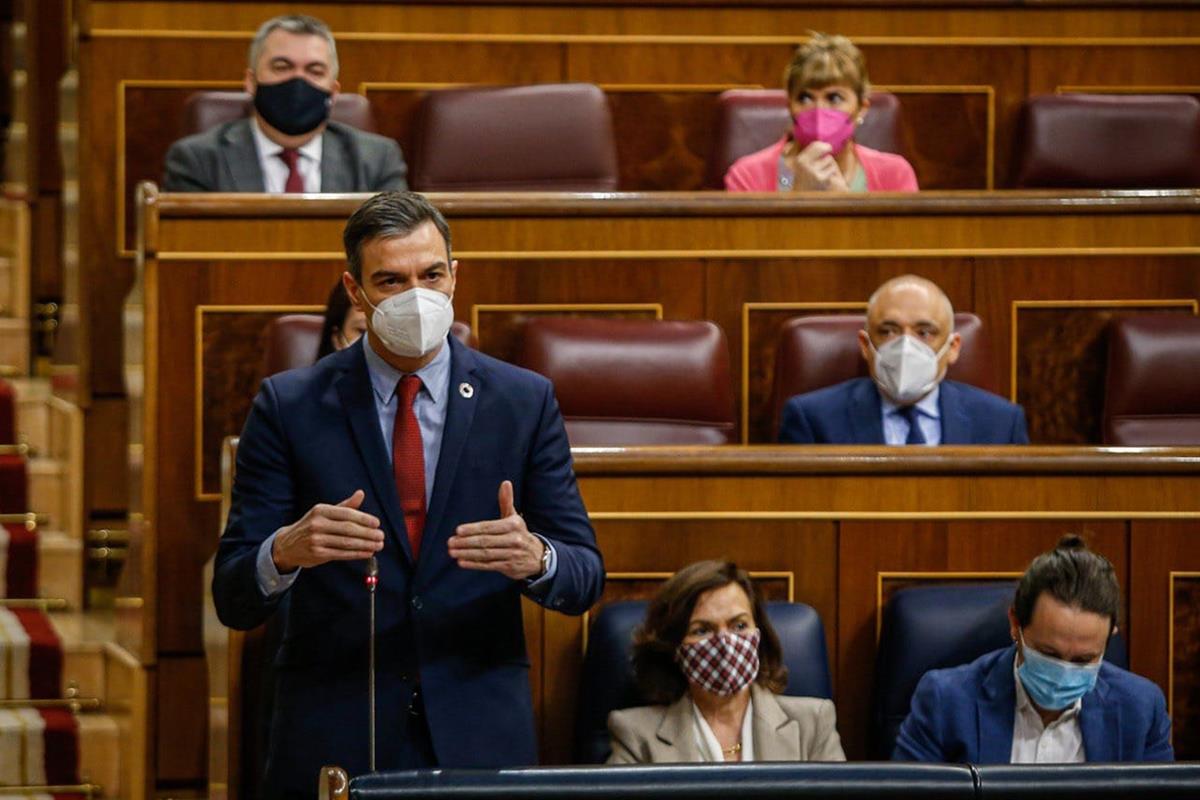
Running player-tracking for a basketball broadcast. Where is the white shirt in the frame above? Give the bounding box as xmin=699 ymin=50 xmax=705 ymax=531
xmin=1010 ymin=657 xmax=1086 ymax=763
xmin=691 ymin=695 xmax=755 ymax=762
xmin=250 ymin=117 xmax=323 ymax=193
xmin=880 ymin=385 xmax=942 ymax=445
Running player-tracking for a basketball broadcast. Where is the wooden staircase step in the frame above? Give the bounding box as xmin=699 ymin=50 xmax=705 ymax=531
xmin=38 ymin=531 xmax=81 ymax=610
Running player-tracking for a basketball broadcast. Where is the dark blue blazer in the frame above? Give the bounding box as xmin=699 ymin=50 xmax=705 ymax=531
xmin=778 ymin=378 xmax=1030 ymax=444
xmin=893 ymin=645 xmax=1174 ymax=763
xmin=212 ymin=337 xmax=604 ymax=797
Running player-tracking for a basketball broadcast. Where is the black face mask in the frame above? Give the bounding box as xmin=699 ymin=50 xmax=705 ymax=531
xmin=253 ymin=77 xmax=332 ymax=136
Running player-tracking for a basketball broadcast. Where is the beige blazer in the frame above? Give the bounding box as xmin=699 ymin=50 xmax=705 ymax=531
xmin=606 ymin=683 xmax=846 ymax=764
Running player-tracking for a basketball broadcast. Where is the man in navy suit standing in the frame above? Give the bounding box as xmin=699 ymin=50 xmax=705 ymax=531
xmin=213 ymin=191 xmax=604 ymax=798
xmin=893 ymin=535 xmax=1173 ymax=763
xmin=778 ymin=275 xmax=1029 ymax=445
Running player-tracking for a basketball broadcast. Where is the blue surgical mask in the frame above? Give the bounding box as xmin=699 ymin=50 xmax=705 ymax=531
xmin=1017 ymin=630 xmax=1102 ymax=710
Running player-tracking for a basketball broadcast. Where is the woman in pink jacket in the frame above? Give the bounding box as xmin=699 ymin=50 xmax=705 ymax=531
xmin=725 ymin=33 xmax=918 ymax=194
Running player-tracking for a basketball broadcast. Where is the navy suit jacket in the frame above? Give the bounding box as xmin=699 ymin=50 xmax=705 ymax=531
xmin=778 ymin=378 xmax=1030 ymax=444
xmin=213 ymin=337 xmax=604 ymax=797
xmin=893 ymin=645 xmax=1174 ymax=763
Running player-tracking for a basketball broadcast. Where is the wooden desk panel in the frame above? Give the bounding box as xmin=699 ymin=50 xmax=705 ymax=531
xmin=137 ymin=190 xmax=1200 ymax=785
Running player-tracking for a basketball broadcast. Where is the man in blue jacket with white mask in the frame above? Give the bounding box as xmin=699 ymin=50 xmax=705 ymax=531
xmin=777 ymin=274 xmax=1028 ymax=445
xmin=893 ymin=535 xmax=1173 ymax=763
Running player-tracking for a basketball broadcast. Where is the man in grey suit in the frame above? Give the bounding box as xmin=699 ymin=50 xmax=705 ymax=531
xmin=163 ymin=14 xmax=407 ymax=193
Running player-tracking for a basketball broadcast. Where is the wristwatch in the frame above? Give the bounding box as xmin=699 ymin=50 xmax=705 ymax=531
xmin=539 ymin=540 xmax=552 ymax=577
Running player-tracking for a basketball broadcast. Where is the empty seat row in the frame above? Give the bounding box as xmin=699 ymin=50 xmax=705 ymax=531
xmin=262 ymin=313 xmax=1200 ymax=447
xmin=183 ymin=86 xmax=1200 ymax=191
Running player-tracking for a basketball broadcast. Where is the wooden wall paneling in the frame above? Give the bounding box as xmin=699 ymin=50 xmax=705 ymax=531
xmin=971 ymin=255 xmax=1200 ymax=440
xmin=1129 ymin=520 xmax=1200 ymax=760
xmin=836 ymin=519 xmax=1128 ymax=759
xmin=704 ymin=257 xmax=974 ymax=444
xmin=539 ymin=516 xmax=837 ymax=764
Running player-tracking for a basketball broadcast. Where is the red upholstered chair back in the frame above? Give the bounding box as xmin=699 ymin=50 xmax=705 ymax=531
xmin=1103 ymin=315 xmax=1200 ymax=445
xmin=706 ymin=89 xmax=904 ymax=188
xmin=770 ymin=313 xmax=991 ymax=437
xmin=517 ymin=318 xmax=736 ymax=445
xmin=1013 ymin=94 xmax=1200 ymax=188
xmin=409 ymin=84 xmax=619 ymax=191
xmin=183 ymin=91 xmax=378 ymax=135
xmin=262 ymin=314 xmax=474 ymax=376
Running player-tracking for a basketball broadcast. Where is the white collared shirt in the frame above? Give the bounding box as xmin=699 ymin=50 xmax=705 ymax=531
xmin=691 ymin=695 xmax=755 ymax=762
xmin=880 ymin=385 xmax=942 ymax=445
xmin=1010 ymin=656 xmax=1086 ymax=763
xmin=250 ymin=117 xmax=323 ymax=193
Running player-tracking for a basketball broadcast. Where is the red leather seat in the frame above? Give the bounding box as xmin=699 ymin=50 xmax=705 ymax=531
xmin=517 ymin=318 xmax=736 ymax=445
xmin=409 ymin=84 xmax=619 ymax=191
xmin=1103 ymin=315 xmax=1200 ymax=445
xmin=770 ymin=313 xmax=991 ymax=438
xmin=262 ymin=314 xmax=473 ymax=376
xmin=706 ymin=89 xmax=904 ymax=188
xmin=1013 ymin=94 xmax=1200 ymax=188
xmin=183 ymin=91 xmax=378 ymax=135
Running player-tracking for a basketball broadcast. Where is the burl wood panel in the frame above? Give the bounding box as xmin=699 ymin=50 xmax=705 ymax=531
xmin=836 ymin=520 xmax=1128 ymax=760
xmin=1172 ymin=576 xmax=1200 ymax=760
xmin=1013 ymin=303 xmax=1197 ymax=445
xmin=474 ymin=306 xmax=660 ymax=366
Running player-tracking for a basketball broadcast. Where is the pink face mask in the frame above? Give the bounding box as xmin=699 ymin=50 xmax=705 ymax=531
xmin=792 ymin=107 xmax=857 ymax=155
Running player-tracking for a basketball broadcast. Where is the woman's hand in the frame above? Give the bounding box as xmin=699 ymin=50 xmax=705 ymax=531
xmin=785 ymin=140 xmax=850 ymax=192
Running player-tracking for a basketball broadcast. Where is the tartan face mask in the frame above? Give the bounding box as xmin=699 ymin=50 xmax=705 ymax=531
xmin=675 ymin=628 xmax=761 ymax=696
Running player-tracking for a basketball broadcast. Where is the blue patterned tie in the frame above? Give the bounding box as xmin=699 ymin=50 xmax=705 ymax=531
xmin=899 ymin=405 xmax=926 ymax=445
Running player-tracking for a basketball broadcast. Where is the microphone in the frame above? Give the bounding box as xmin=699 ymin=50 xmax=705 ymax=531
xmin=365 ymin=555 xmax=379 ymax=772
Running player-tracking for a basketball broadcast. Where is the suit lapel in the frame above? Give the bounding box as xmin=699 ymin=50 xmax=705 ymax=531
xmin=320 ymin=124 xmax=354 ymax=193
xmin=220 ymin=119 xmax=267 ymax=192
xmin=938 ymin=381 xmax=972 ymax=444
xmin=977 ymin=645 xmax=1019 ymax=763
xmin=334 ymin=341 xmax=414 ymax=566
xmin=751 ymin=685 xmax=800 ymax=761
xmin=1080 ymin=674 xmax=1119 ymax=761
xmin=657 ymin=695 xmax=703 ymax=762
xmin=848 ymin=378 xmax=886 ymax=444
xmin=420 ymin=339 xmax=481 ymax=570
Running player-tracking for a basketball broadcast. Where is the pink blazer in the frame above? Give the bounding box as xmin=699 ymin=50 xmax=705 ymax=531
xmin=724 ymin=138 xmax=919 ymax=192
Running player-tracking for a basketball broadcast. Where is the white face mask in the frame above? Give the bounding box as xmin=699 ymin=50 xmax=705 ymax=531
xmin=868 ymin=333 xmax=953 ymax=405
xmin=361 ymin=287 xmax=455 ymax=358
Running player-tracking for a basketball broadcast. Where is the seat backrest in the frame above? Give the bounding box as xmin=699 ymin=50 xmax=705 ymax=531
xmin=409 ymin=83 xmax=619 ymax=191
xmin=574 ymin=600 xmax=832 ymax=764
xmin=770 ymin=312 xmax=991 ymax=437
xmin=262 ymin=314 xmax=474 ymax=376
xmin=1013 ymin=94 xmax=1200 ymax=189
xmin=1104 ymin=315 xmax=1200 ymax=445
xmin=183 ymin=91 xmax=377 ymax=135
xmin=872 ymin=582 xmax=1129 ymax=759
xmin=517 ymin=317 xmax=736 ymax=445
xmin=706 ymin=89 xmax=904 ymax=188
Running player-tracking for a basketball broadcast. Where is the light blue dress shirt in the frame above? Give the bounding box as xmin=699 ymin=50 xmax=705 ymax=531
xmin=255 ymin=335 xmax=556 ymax=596
xmin=880 ymin=385 xmax=942 ymax=446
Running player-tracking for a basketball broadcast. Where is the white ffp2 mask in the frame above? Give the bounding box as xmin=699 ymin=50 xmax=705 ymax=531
xmin=363 ymin=287 xmax=454 ymax=358
xmin=869 ymin=334 xmax=952 ymax=405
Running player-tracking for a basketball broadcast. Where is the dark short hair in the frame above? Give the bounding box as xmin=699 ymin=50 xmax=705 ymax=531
xmin=1013 ymin=534 xmax=1121 ymax=631
xmin=630 ymin=560 xmax=788 ymax=704
xmin=342 ymin=191 xmax=452 ymax=283
xmin=317 ymin=279 xmax=353 ymax=360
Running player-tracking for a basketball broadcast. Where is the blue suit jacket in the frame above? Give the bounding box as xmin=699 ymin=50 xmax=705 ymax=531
xmin=778 ymin=377 xmax=1030 ymax=444
xmin=893 ymin=645 xmax=1174 ymax=763
xmin=213 ymin=337 xmax=604 ymax=797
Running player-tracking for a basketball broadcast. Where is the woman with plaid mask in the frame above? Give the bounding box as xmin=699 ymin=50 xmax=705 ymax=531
xmin=607 ymin=560 xmax=845 ymax=763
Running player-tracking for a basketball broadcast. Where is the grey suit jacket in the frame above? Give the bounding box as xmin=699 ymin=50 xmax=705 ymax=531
xmin=607 ymin=683 xmax=846 ymax=764
xmin=162 ymin=117 xmax=407 ymax=192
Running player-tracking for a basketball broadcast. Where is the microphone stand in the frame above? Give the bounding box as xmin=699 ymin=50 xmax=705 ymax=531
xmin=365 ymin=555 xmax=379 ymax=773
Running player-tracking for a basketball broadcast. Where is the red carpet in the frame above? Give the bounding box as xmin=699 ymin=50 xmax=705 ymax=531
xmin=1 ymin=521 xmax=38 ymax=598
xmin=0 ymin=453 xmax=27 ymax=513
xmin=0 ymin=608 xmax=62 ymax=700
xmin=0 ymin=707 xmax=79 ymax=786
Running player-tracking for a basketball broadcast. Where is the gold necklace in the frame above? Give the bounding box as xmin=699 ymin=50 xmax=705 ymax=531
xmin=722 ymin=742 xmax=741 ymax=756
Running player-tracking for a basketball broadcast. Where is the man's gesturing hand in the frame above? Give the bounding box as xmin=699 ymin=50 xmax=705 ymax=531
xmin=448 ymin=480 xmax=546 ymax=581
xmin=271 ymin=490 xmax=384 ymax=573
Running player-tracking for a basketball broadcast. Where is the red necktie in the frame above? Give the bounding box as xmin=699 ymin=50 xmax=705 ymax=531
xmin=279 ymin=148 xmax=305 ymax=193
xmin=393 ymin=375 xmax=426 ymax=556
